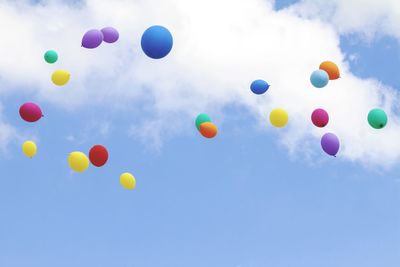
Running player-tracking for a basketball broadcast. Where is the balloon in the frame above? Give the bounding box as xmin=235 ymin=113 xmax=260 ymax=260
xmin=368 ymin=108 xmax=387 ymax=129
xmin=101 ymin=27 xmax=119 ymax=43
xmin=311 ymin=108 xmax=329 ymax=127
xmin=120 ymin=172 xmax=136 ymax=190
xmin=199 ymin=122 xmax=218 ymax=138
xmin=195 ymin=113 xmax=212 ymax=130
xmin=321 ymin=133 xmax=340 ymax=157
xmin=19 ymin=102 xmax=43 ymax=122
xmin=51 ymin=69 xmax=70 ymax=86
xmin=269 ymin=108 xmax=288 ymax=128
xmin=68 ymin=151 xmax=89 ymax=172
xmin=310 ymin=70 xmax=329 ymax=88
xmin=44 ymin=50 xmax=58 ymax=64
xmin=22 ymin=141 xmax=37 ymax=158
xmin=250 ymin=79 xmax=270 ymax=95
xmin=89 ymin=145 xmax=109 ymax=167
xmin=141 ymin=25 xmax=173 ymax=59
xmin=81 ymin=29 xmax=103 ymax=49
xmin=319 ymin=61 xmax=340 ymax=80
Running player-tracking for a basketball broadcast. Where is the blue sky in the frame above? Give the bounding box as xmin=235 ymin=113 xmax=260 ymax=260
xmin=1 ymin=0 xmax=400 ymax=266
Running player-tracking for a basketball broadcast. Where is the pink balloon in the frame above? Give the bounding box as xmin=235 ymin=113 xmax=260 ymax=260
xmin=311 ymin=108 xmax=329 ymax=128
xmin=19 ymin=102 xmax=43 ymax=122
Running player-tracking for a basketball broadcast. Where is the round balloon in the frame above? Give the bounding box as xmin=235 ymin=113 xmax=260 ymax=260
xmin=269 ymin=108 xmax=288 ymax=128
xmin=68 ymin=151 xmax=89 ymax=172
xmin=250 ymin=79 xmax=270 ymax=95
xmin=51 ymin=69 xmax=70 ymax=86
xmin=368 ymin=108 xmax=387 ymax=129
xmin=319 ymin=61 xmax=340 ymax=80
xmin=101 ymin=27 xmax=119 ymax=43
xmin=120 ymin=172 xmax=136 ymax=190
xmin=195 ymin=113 xmax=212 ymax=130
xmin=89 ymin=145 xmax=109 ymax=167
xmin=321 ymin=133 xmax=340 ymax=157
xmin=310 ymin=70 xmax=329 ymax=88
xmin=199 ymin=122 xmax=218 ymax=138
xmin=81 ymin=29 xmax=103 ymax=49
xmin=22 ymin=140 xmax=37 ymax=158
xmin=44 ymin=50 xmax=58 ymax=64
xmin=141 ymin=25 xmax=173 ymax=59
xmin=311 ymin=108 xmax=329 ymax=127
xmin=19 ymin=102 xmax=43 ymax=122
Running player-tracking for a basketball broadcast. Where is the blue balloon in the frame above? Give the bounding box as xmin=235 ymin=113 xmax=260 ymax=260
xmin=250 ymin=79 xmax=270 ymax=95
xmin=141 ymin=25 xmax=173 ymax=59
xmin=310 ymin=70 xmax=329 ymax=88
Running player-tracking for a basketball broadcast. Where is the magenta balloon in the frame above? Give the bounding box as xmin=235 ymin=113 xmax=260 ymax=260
xmin=81 ymin=29 xmax=103 ymax=49
xmin=321 ymin=133 xmax=340 ymax=157
xmin=311 ymin=108 xmax=329 ymax=127
xmin=101 ymin=27 xmax=119 ymax=43
xmin=19 ymin=102 xmax=43 ymax=122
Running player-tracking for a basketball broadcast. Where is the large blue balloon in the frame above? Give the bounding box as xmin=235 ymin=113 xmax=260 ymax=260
xmin=141 ymin=25 xmax=173 ymax=59
xmin=250 ymin=79 xmax=270 ymax=95
xmin=310 ymin=70 xmax=329 ymax=88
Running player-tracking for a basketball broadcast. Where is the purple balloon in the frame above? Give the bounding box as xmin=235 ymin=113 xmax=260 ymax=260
xmin=81 ymin=29 xmax=103 ymax=49
xmin=321 ymin=132 xmax=340 ymax=157
xmin=101 ymin=27 xmax=119 ymax=43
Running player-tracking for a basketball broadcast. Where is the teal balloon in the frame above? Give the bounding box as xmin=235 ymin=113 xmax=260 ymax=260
xmin=310 ymin=70 xmax=329 ymax=88
xmin=368 ymin=108 xmax=387 ymax=129
xmin=44 ymin=50 xmax=58 ymax=64
xmin=195 ymin=113 xmax=211 ymax=130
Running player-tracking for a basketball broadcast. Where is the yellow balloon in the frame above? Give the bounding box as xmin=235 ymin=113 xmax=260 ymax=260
xmin=120 ymin=172 xmax=136 ymax=190
xmin=269 ymin=108 xmax=289 ymax=128
xmin=22 ymin=140 xmax=37 ymax=158
xmin=51 ymin=69 xmax=70 ymax=86
xmin=68 ymin=151 xmax=89 ymax=172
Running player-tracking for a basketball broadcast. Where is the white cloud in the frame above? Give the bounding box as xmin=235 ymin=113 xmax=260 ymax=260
xmin=0 ymin=0 xmax=399 ymax=168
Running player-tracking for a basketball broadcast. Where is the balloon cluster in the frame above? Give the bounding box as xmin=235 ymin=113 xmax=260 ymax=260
xmin=310 ymin=61 xmax=340 ymax=88
xmin=81 ymin=27 xmax=119 ymax=49
xmin=195 ymin=113 xmax=218 ymax=138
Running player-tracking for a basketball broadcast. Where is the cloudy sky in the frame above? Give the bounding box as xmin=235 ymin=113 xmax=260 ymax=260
xmin=0 ymin=0 xmax=399 ymax=266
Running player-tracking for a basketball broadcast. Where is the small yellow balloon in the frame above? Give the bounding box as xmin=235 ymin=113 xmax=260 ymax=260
xmin=269 ymin=108 xmax=289 ymax=128
xmin=51 ymin=69 xmax=70 ymax=86
xmin=120 ymin=172 xmax=136 ymax=190
xmin=68 ymin=151 xmax=89 ymax=172
xmin=22 ymin=140 xmax=37 ymax=158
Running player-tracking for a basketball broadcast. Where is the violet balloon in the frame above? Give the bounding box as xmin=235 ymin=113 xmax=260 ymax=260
xmin=81 ymin=29 xmax=103 ymax=49
xmin=101 ymin=27 xmax=119 ymax=43
xmin=19 ymin=102 xmax=43 ymax=123
xmin=321 ymin=133 xmax=340 ymax=157
xmin=311 ymin=108 xmax=329 ymax=127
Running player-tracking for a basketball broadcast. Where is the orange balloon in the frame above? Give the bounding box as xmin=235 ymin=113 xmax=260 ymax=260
xmin=319 ymin=61 xmax=340 ymax=80
xmin=199 ymin=122 xmax=218 ymax=138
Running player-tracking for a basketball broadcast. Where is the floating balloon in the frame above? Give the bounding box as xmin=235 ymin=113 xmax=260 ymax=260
xmin=22 ymin=141 xmax=37 ymax=158
xmin=68 ymin=151 xmax=89 ymax=172
xmin=89 ymin=145 xmax=109 ymax=167
xmin=321 ymin=133 xmax=340 ymax=157
xmin=51 ymin=69 xmax=70 ymax=86
xmin=81 ymin=29 xmax=103 ymax=49
xmin=311 ymin=108 xmax=329 ymax=128
xmin=319 ymin=61 xmax=340 ymax=80
xmin=19 ymin=102 xmax=43 ymax=122
xmin=120 ymin=172 xmax=136 ymax=190
xmin=269 ymin=108 xmax=288 ymax=128
xmin=44 ymin=50 xmax=58 ymax=64
xmin=310 ymin=70 xmax=329 ymax=88
xmin=141 ymin=25 xmax=173 ymax=59
xmin=195 ymin=113 xmax=212 ymax=130
xmin=250 ymin=79 xmax=270 ymax=95
xmin=368 ymin=108 xmax=387 ymax=129
xmin=101 ymin=27 xmax=119 ymax=43
xmin=199 ymin=122 xmax=218 ymax=138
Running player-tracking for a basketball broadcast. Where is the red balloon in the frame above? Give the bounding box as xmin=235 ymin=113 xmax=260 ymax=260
xmin=311 ymin=108 xmax=329 ymax=128
xmin=19 ymin=102 xmax=43 ymax=122
xmin=89 ymin=145 xmax=109 ymax=167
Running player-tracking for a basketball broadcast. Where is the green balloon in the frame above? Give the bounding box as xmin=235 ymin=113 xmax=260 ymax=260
xmin=195 ymin=113 xmax=211 ymax=130
xmin=368 ymin=108 xmax=387 ymax=129
xmin=44 ymin=50 xmax=58 ymax=64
